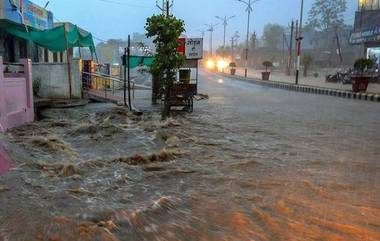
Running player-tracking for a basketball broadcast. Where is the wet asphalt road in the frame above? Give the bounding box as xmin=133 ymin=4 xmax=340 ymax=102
xmin=0 ymin=69 xmax=379 ymax=241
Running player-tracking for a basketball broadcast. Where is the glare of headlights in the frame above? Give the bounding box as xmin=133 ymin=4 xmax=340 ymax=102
xmin=216 ymin=59 xmax=228 ymax=70
xmin=206 ymin=59 xmax=215 ymax=69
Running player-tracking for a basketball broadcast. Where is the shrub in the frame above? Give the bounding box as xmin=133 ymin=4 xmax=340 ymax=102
xmin=354 ymin=58 xmax=374 ymax=74
xmin=33 ymin=78 xmax=41 ymax=97
xmin=262 ymin=61 xmax=273 ymax=72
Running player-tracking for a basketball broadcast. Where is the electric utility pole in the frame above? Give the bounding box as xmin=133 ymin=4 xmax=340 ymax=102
xmin=230 ymin=31 xmax=240 ymax=61
xmin=334 ymin=26 xmax=343 ymax=65
xmin=237 ymin=0 xmax=259 ymax=78
xmin=295 ymin=0 xmax=304 ymax=85
xmin=215 ymin=15 xmax=235 ymax=56
xmin=156 ymin=0 xmax=173 ymax=16
xmin=205 ymin=23 xmax=218 ymax=57
xmin=287 ymin=20 xmax=294 ymax=76
xmin=198 ymin=29 xmax=205 ymax=38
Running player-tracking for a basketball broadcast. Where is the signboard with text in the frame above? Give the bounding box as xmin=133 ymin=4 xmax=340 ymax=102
xmin=185 ymin=38 xmax=203 ymax=59
xmin=177 ymin=38 xmax=203 ymax=59
xmin=3 ymin=0 xmax=53 ymax=30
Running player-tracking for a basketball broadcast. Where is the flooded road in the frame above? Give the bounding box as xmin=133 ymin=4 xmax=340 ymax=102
xmin=1 ymin=70 xmax=380 ymax=240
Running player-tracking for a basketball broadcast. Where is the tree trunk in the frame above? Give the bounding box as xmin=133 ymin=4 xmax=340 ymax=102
xmin=162 ymin=70 xmax=172 ymax=119
xmin=303 ymin=65 xmax=308 ymax=77
xmin=152 ymin=74 xmax=160 ymax=105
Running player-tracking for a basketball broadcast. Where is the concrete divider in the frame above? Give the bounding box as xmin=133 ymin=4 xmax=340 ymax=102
xmin=214 ymin=70 xmax=380 ymax=103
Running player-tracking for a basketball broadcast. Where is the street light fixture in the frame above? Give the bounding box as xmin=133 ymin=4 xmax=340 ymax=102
xmin=197 ymin=29 xmax=205 ymax=38
xmin=205 ymin=23 xmax=218 ymax=57
xmin=215 ymin=15 xmax=235 ymax=55
xmin=237 ymin=0 xmax=260 ymax=78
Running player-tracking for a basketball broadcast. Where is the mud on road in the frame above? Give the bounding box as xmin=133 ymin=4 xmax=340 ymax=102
xmin=0 ymin=101 xmax=379 ymax=241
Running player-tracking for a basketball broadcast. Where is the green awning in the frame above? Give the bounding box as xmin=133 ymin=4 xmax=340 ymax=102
xmin=129 ymin=56 xmax=154 ymax=68
xmin=2 ymin=21 xmax=95 ymax=53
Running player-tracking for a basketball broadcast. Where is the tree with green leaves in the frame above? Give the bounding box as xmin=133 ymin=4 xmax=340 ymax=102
xmin=145 ymin=14 xmax=185 ymax=117
xmin=250 ymin=32 xmax=258 ymax=51
xmin=302 ymin=55 xmax=313 ymax=77
xmin=308 ymin=0 xmax=347 ymax=31
xmin=262 ymin=24 xmax=285 ymax=50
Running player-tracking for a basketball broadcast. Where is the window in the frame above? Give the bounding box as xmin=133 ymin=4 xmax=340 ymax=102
xmin=4 ymin=35 xmax=15 ymax=63
xmin=60 ymin=52 xmax=64 ymax=62
xmin=32 ymin=44 xmax=39 ymax=62
xmin=53 ymin=52 xmax=58 ymax=62
xmin=44 ymin=48 xmax=49 ymax=62
xmin=19 ymin=39 xmax=27 ymax=59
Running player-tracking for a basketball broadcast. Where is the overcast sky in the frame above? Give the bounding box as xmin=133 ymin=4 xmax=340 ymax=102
xmin=33 ymin=0 xmax=357 ymax=48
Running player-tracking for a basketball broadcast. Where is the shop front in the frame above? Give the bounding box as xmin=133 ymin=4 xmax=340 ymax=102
xmin=350 ymin=1 xmax=380 ymax=58
xmin=0 ymin=0 xmax=54 ymax=63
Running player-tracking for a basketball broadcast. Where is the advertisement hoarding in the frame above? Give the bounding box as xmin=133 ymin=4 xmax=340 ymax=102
xmin=4 ymin=0 xmax=53 ymax=30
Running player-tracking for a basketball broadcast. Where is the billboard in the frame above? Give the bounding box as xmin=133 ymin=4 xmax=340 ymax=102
xmin=354 ymin=10 xmax=380 ymax=32
xmin=350 ymin=26 xmax=380 ymax=44
xmin=3 ymin=0 xmax=53 ymax=30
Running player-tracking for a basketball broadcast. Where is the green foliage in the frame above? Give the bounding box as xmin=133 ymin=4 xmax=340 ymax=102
xmin=263 ymin=24 xmax=285 ymax=49
xmin=250 ymin=32 xmax=258 ymax=51
xmin=302 ymin=55 xmax=313 ymax=77
xmin=262 ymin=61 xmax=273 ymax=72
xmin=145 ymin=15 xmax=185 ymax=79
xmin=354 ymin=58 xmax=374 ymax=74
xmin=308 ymin=0 xmax=347 ymax=31
xmin=302 ymin=55 xmax=313 ymax=66
xmin=145 ymin=14 xmax=185 ymax=116
xmin=33 ymin=78 xmax=41 ymax=97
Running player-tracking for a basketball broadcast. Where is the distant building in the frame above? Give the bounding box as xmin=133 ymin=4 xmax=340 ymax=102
xmin=350 ymin=0 xmax=380 ymax=61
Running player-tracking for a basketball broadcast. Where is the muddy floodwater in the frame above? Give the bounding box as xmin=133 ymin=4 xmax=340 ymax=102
xmin=1 ymin=73 xmax=380 ymax=241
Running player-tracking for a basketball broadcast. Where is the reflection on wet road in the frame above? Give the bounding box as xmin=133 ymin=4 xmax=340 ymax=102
xmin=1 ymin=70 xmax=380 ymax=240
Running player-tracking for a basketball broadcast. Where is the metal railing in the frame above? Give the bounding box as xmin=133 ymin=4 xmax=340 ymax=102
xmin=82 ymin=71 xmax=151 ymax=106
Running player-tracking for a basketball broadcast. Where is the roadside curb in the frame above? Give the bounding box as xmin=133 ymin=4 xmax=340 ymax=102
xmin=216 ymin=71 xmax=380 ymax=103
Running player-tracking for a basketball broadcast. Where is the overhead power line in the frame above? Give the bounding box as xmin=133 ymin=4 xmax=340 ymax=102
xmin=95 ymin=0 xmax=152 ymax=8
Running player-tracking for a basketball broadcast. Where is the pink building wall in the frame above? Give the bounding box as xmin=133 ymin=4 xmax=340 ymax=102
xmin=0 ymin=57 xmax=34 ymax=132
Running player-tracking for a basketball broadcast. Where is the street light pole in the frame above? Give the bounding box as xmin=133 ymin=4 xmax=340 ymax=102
xmin=245 ymin=2 xmax=251 ymax=78
xmin=237 ymin=0 xmax=258 ymax=78
xmin=205 ymin=23 xmax=218 ymax=57
xmin=215 ymin=15 xmax=235 ymax=55
xmin=230 ymin=31 xmax=240 ymax=61
xmin=156 ymin=0 xmax=173 ymax=16
xmin=295 ymin=0 xmax=304 ymax=85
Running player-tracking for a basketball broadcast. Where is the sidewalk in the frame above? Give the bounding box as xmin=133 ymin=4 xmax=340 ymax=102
xmin=233 ymin=67 xmax=380 ymax=94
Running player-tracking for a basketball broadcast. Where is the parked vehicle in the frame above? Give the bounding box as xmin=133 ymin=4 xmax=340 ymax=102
xmin=325 ymin=70 xmax=351 ymax=84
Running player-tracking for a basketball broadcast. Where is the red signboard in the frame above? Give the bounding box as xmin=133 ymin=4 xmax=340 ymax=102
xmin=177 ymin=38 xmax=186 ymax=55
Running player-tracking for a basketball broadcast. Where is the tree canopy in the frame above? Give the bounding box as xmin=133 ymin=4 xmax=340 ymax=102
xmin=263 ymin=24 xmax=285 ymax=50
xmin=307 ymin=0 xmax=347 ymax=31
xmin=145 ymin=14 xmax=185 ymax=117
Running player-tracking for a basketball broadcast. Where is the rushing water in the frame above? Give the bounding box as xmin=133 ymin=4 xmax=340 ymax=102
xmin=1 ymin=73 xmax=380 ymax=240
